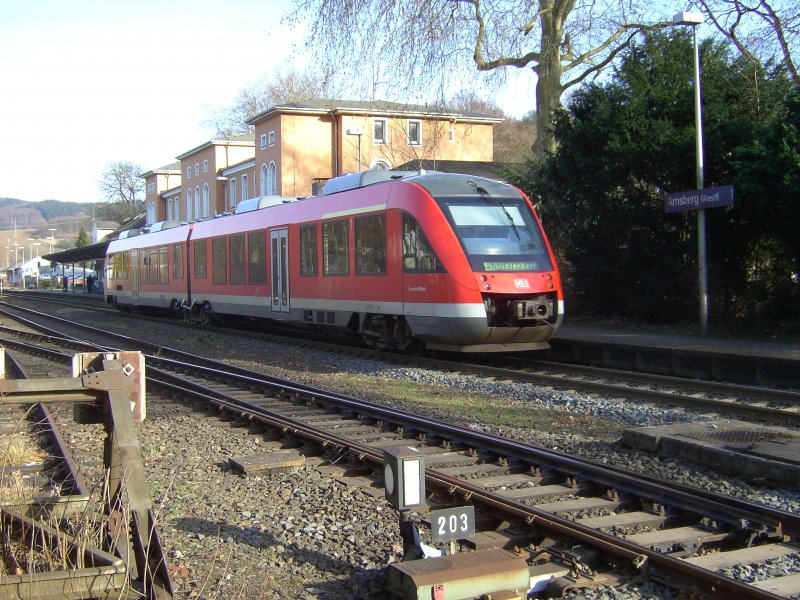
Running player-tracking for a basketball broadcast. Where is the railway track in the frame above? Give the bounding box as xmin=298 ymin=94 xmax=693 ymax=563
xmin=2 ymin=293 xmax=800 ymax=426
xmin=1 ymin=304 xmax=798 ymax=597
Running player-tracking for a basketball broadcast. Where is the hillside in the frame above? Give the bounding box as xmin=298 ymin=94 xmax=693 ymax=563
xmin=0 ymin=198 xmax=105 ymax=229
xmin=1 ymin=198 xmax=114 ymax=259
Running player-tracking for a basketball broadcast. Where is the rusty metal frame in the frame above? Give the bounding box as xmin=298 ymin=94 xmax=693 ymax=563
xmin=0 ymin=354 xmax=173 ymax=599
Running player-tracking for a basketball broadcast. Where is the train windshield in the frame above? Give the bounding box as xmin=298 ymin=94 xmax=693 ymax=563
xmin=437 ymin=196 xmax=553 ymax=273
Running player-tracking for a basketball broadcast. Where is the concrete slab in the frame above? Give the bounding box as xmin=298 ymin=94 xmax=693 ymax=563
xmin=228 ymin=450 xmax=305 ymax=475
xmin=622 ymin=420 xmax=800 ymax=489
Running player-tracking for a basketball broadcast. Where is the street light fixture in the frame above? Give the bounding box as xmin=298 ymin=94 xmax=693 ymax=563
xmin=672 ymin=11 xmax=708 ymax=336
xmin=48 ymin=228 xmax=57 ymax=253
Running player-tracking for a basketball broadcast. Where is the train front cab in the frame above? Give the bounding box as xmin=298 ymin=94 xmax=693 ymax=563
xmin=396 ymin=174 xmax=564 ymax=352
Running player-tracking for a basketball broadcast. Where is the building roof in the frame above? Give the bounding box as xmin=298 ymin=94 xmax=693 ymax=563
xmin=141 ymin=161 xmax=182 ymax=177
xmin=248 ymin=98 xmax=505 ymax=126
xmin=176 ymin=134 xmax=255 ymax=160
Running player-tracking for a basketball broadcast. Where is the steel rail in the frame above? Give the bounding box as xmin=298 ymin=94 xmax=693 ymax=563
xmin=4 ymin=311 xmax=795 ymax=598
xmin=2 ymin=300 xmax=799 ymax=425
xmin=144 ymin=368 xmax=790 ymax=600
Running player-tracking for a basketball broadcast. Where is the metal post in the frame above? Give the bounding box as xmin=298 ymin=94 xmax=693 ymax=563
xmin=692 ymin=23 xmax=708 ymax=336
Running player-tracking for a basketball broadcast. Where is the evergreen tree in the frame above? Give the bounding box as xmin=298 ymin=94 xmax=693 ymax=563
xmin=515 ymin=30 xmax=794 ymax=329
xmin=75 ymin=227 xmax=90 ymax=248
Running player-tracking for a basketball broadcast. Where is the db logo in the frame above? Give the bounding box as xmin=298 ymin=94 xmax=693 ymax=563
xmin=514 ymin=278 xmax=530 ymax=288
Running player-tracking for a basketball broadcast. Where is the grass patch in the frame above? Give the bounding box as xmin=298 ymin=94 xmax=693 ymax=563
xmin=323 ymin=372 xmax=624 ymax=439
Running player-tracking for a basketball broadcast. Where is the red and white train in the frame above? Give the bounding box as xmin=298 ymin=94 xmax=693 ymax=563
xmin=105 ymin=171 xmax=563 ymax=352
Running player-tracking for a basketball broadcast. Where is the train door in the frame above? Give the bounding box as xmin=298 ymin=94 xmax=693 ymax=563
xmin=130 ymin=249 xmax=139 ymax=302
xmin=270 ymin=228 xmax=289 ymax=313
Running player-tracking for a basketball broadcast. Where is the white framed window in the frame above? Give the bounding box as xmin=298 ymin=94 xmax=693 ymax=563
xmin=373 ymin=118 xmax=387 ymax=144
xmin=186 ymin=167 xmax=191 ymax=179
xmin=267 ymin=162 xmax=277 ymax=195
xmin=260 ymin=163 xmax=267 ymax=195
xmin=186 ymin=190 xmax=193 ymax=221
xmin=167 ymin=199 xmax=173 ymax=221
xmin=242 ymin=174 xmax=249 ymax=201
xmin=268 ymin=130 xmax=275 ymax=146
xmin=449 ymin=127 xmax=455 ymax=141
xmin=194 ymin=163 xmax=199 ymax=176
xmin=230 ymin=179 xmax=237 ymax=209
xmin=194 ymin=186 xmax=201 ymax=218
xmin=407 ymin=119 xmax=422 ymax=146
xmin=260 ymin=133 xmax=267 ymax=149
xmin=174 ymin=199 xmax=180 ymax=220
xmin=203 ymin=183 xmax=210 ymax=217
xmin=203 ymin=159 xmax=208 ymax=173
xmin=147 ymin=182 xmax=156 ymax=194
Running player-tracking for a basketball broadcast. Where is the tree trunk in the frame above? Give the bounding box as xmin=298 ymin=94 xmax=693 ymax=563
xmin=534 ymin=0 xmax=565 ymax=157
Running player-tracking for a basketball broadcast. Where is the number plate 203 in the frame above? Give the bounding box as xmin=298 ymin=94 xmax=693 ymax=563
xmin=430 ymin=506 xmax=475 ymax=543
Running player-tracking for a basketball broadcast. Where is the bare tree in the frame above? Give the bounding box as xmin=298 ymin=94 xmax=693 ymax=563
xmin=289 ymin=0 xmax=672 ymax=157
xmin=98 ymin=161 xmax=144 ymax=221
xmin=206 ymin=67 xmax=340 ymax=136
xmin=694 ymin=0 xmax=798 ymax=80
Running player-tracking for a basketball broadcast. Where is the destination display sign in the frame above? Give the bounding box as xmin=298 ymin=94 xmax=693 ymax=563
xmin=665 ymin=185 xmax=734 ymax=213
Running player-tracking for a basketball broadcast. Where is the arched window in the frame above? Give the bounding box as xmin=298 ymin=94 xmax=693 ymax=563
xmin=174 ymin=198 xmax=180 ymax=220
xmin=167 ymin=199 xmax=173 ymax=221
xmin=230 ymin=179 xmax=237 ymax=209
xmin=194 ymin=186 xmax=201 ymax=219
xmin=370 ymin=159 xmax=391 ymax=170
xmin=260 ymin=163 xmax=267 ymax=195
xmin=242 ymin=175 xmax=249 ymax=201
xmin=267 ymin=162 xmax=277 ymax=195
xmin=186 ymin=190 xmax=193 ymax=221
xmin=203 ymin=183 xmax=210 ymax=217
xmin=147 ymin=202 xmax=156 ymax=225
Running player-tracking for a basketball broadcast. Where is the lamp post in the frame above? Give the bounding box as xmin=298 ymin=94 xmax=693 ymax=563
xmin=346 ymin=127 xmax=364 ymax=172
xmin=48 ymin=228 xmax=57 ymax=253
xmin=673 ymin=11 xmax=707 ymax=336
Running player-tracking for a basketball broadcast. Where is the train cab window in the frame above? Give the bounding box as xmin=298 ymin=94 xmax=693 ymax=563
xmin=230 ymin=234 xmax=245 ymax=285
xmin=194 ymin=240 xmax=207 ymax=278
xmin=159 ymin=246 xmax=169 ymax=284
xmin=355 ymin=214 xmax=386 ymax=275
xmin=213 ymin=237 xmax=227 ymax=285
xmin=300 ymin=224 xmax=317 ymax=276
xmin=247 ymin=231 xmax=267 ymax=284
xmin=323 ymin=219 xmax=349 ymax=275
xmin=438 ymin=196 xmax=552 ymax=272
xmin=402 ymin=213 xmax=442 ymax=273
xmin=172 ymin=244 xmax=184 ymax=279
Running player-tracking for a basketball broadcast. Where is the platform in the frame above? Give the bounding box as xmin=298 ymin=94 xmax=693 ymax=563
xmin=549 ymin=324 xmax=800 ymax=387
xmin=622 ymin=419 xmax=800 ymax=489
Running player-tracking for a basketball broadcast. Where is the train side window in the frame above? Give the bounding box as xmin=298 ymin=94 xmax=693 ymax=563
xmin=172 ymin=244 xmax=184 ymax=279
xmin=230 ymin=234 xmax=245 ymax=285
xmin=300 ymin=224 xmax=317 ymax=276
xmin=402 ymin=213 xmax=442 ymax=272
xmin=194 ymin=240 xmax=207 ymax=278
xmin=140 ymin=251 xmax=149 ymax=284
xmin=213 ymin=237 xmax=227 ymax=285
xmin=323 ymin=219 xmax=349 ymax=275
xmin=356 ymin=214 xmax=386 ymax=275
xmin=159 ymin=246 xmax=169 ymax=284
xmin=149 ymin=248 xmax=159 ymax=284
xmin=247 ymin=231 xmax=267 ymax=284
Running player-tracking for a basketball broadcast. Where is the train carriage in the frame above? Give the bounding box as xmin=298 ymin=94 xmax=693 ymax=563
xmin=106 ymin=171 xmax=564 ymax=352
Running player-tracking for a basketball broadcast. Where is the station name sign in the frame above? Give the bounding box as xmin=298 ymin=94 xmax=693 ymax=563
xmin=665 ymin=185 xmax=734 ymax=213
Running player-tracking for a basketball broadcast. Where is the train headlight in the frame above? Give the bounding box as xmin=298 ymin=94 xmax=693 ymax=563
xmin=483 ymin=283 xmax=491 ymax=290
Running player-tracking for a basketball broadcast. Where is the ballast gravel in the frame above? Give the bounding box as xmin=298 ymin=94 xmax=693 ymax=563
xmin=50 ymin=308 xmax=800 ymax=599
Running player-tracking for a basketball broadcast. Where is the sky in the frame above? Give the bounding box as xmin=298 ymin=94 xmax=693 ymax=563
xmin=0 ymin=0 xmax=537 ymax=204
